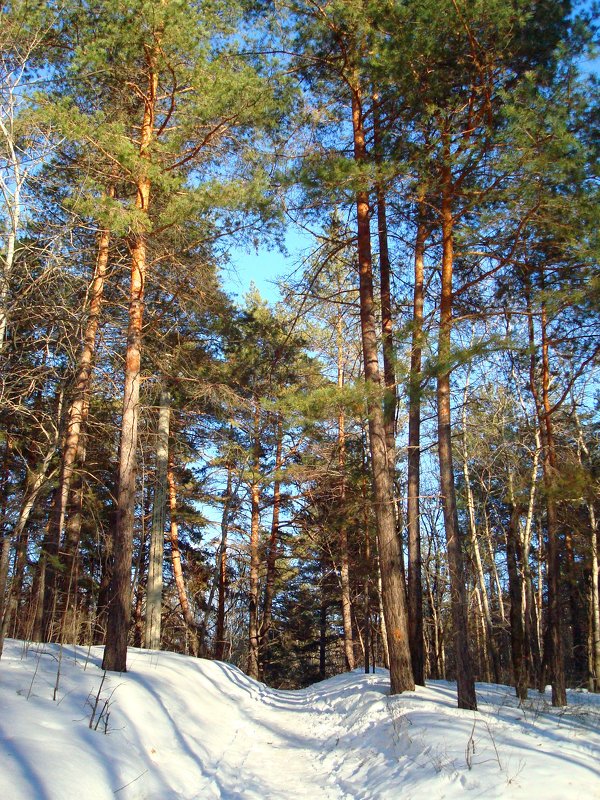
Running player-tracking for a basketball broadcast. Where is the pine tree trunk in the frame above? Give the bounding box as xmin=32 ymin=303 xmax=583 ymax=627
xmin=364 ymin=500 xmax=371 ymax=674
xmin=43 ymin=219 xmax=111 ymax=639
xmin=589 ymin=503 xmax=600 ymax=691
xmin=247 ymin=402 xmax=261 ymax=680
xmin=337 ymin=313 xmax=355 ymax=671
xmin=407 ymin=195 xmax=426 ymax=685
xmin=573 ymin=413 xmax=600 ymax=691
xmin=259 ymin=414 xmax=283 ymax=674
xmin=373 ymin=95 xmax=409 ymax=635
xmin=377 ymin=562 xmax=390 ymax=670
xmin=351 ymin=81 xmax=413 ymax=694
xmin=540 ymin=302 xmax=567 ymax=706
xmin=373 ymin=95 xmax=397 ymax=473
xmin=102 ymin=61 xmax=157 ymax=673
xmin=529 ymin=292 xmax=566 ymax=706
xmin=506 ymin=482 xmax=528 ymax=701
xmin=167 ymin=454 xmax=198 ymax=656
xmin=144 ymin=391 xmax=170 ymax=650
xmin=215 ymin=463 xmax=233 ymax=661
xmin=522 ymin=435 xmax=542 ymax=686
xmin=437 ymin=159 xmax=476 ymax=710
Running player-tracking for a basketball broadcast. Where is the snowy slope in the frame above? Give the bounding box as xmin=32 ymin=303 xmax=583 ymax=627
xmin=0 ymin=639 xmax=599 ymax=799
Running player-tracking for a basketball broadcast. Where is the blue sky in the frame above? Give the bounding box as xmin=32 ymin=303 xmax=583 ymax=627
xmin=223 ymin=228 xmax=315 ymax=305
xmin=223 ymin=245 xmax=286 ymax=304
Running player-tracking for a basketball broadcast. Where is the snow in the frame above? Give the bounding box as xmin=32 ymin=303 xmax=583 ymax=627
xmin=1 ymin=639 xmax=599 ymax=799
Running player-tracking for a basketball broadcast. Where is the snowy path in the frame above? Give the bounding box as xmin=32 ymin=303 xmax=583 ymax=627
xmin=196 ymin=670 xmax=349 ymax=799
xmin=1 ymin=641 xmax=599 ymax=800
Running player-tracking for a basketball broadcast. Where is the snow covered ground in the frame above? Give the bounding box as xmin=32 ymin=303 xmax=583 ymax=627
xmin=0 ymin=639 xmax=598 ymax=799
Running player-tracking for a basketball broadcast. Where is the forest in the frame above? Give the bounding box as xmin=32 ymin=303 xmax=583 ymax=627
xmin=0 ymin=0 xmax=598 ymax=716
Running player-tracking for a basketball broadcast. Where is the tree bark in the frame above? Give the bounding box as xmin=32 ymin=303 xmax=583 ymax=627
xmin=506 ymin=477 xmax=528 ymax=701
xmin=144 ymin=391 xmax=170 ymax=650
xmin=376 ymin=560 xmax=390 ymax=670
xmin=351 ymin=79 xmax=413 ymax=694
xmin=43 ymin=216 xmax=112 ymax=639
xmin=407 ymin=193 xmax=426 ymax=685
xmin=522 ymin=435 xmax=543 ymax=686
xmin=527 ymin=286 xmax=566 ymax=706
xmin=215 ymin=462 xmax=233 ymax=661
xmin=102 ymin=58 xmax=157 ymax=673
xmin=373 ymin=93 xmax=397 ymax=473
xmin=437 ymin=157 xmax=477 ymax=710
xmin=247 ymin=402 xmax=261 ymax=680
xmin=259 ymin=413 xmax=283 ymax=675
xmin=364 ymin=490 xmax=371 ymax=674
xmin=542 ymin=322 xmax=566 ymax=704
xmin=589 ymin=502 xmax=600 ymax=691
xmin=336 ymin=311 xmax=355 ymax=671
xmin=167 ymin=454 xmax=198 ymax=656
xmin=575 ymin=415 xmax=600 ymax=691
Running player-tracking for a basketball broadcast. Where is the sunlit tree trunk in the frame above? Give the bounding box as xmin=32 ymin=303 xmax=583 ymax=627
xmin=589 ymin=503 xmax=600 ymax=692
xmin=540 ymin=340 xmax=565 ymax=704
xmin=44 ymin=218 xmax=112 ymax=640
xmin=574 ymin=415 xmax=600 ymax=691
xmin=364 ymin=494 xmax=371 ymax=674
xmin=437 ymin=154 xmax=476 ymax=710
xmin=373 ymin=93 xmax=397 ymax=474
xmin=407 ymin=194 xmax=426 ymax=685
xmin=103 ymin=59 xmax=157 ymax=673
xmin=167 ymin=454 xmax=198 ymax=656
xmin=351 ymin=76 xmax=413 ymax=694
xmin=527 ymin=285 xmax=566 ymax=706
xmin=376 ymin=562 xmax=390 ymax=670
xmin=247 ymin=401 xmax=261 ymax=680
xmin=144 ymin=391 xmax=170 ymax=650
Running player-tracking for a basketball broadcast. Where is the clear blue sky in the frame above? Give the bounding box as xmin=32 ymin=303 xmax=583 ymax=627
xmin=223 ymin=228 xmax=315 ymax=306
xmin=223 ymin=245 xmax=286 ymax=304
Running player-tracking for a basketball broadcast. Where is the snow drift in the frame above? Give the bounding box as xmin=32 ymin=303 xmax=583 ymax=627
xmin=0 ymin=639 xmax=598 ymax=799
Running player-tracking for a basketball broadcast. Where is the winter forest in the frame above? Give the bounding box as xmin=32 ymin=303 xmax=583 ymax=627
xmin=0 ymin=0 xmax=599 ymax=726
